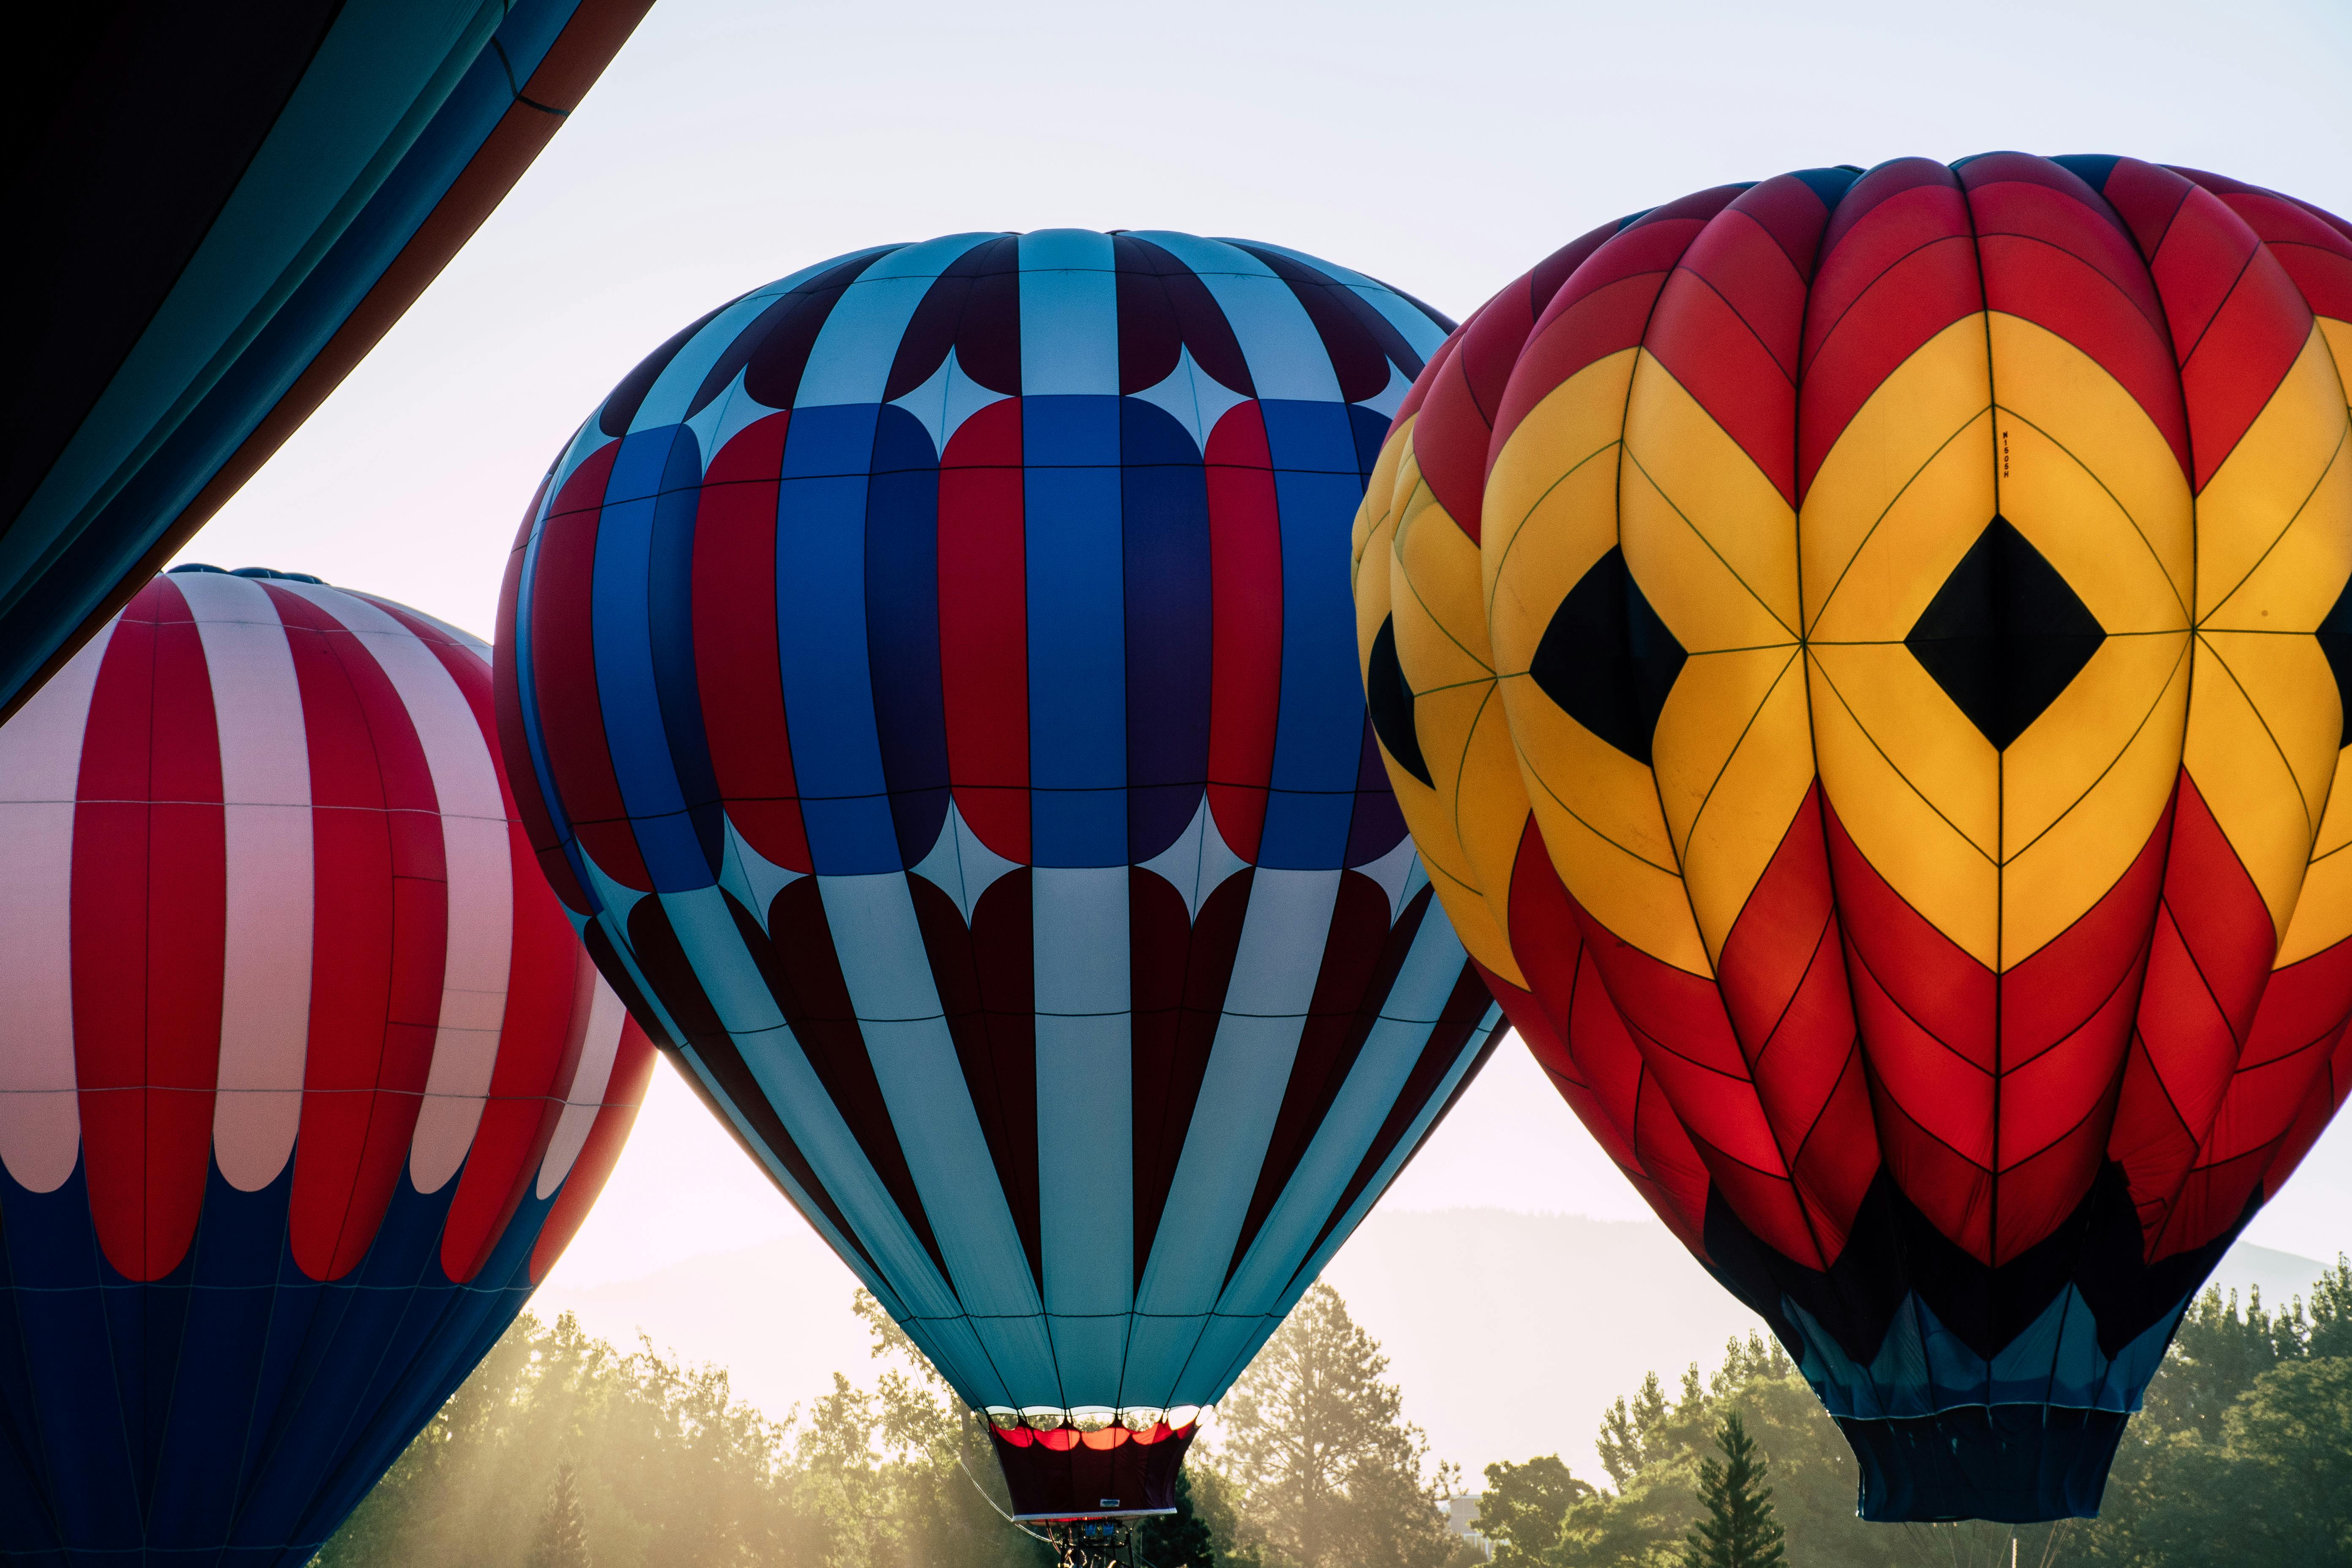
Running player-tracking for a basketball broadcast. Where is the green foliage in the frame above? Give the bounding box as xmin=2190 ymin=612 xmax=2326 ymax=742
xmin=1478 ymin=1456 xmax=1594 ymax=1568
xmin=1681 ymin=1411 xmax=1782 ymax=1568
xmin=528 ymin=1461 xmax=592 ymax=1568
xmin=1210 ymin=1282 xmax=1481 ymax=1568
xmin=1138 ymin=1468 xmax=1220 ymax=1568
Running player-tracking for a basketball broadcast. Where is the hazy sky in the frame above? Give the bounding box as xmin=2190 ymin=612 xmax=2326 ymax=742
xmin=179 ymin=0 xmax=2352 ymax=1331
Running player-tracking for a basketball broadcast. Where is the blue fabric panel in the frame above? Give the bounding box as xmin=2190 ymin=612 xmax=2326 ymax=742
xmin=776 ymin=405 xmax=898 ymax=874
xmin=1119 ymin=400 xmax=1212 ymax=863
xmin=593 ymin=427 xmax=710 ymax=890
xmin=865 ymin=408 xmax=951 ymax=867
xmin=645 ymin=427 xmax=725 ymax=884
xmin=1260 ymin=446 xmax=1371 ymax=869
xmin=1024 ymin=397 xmax=1127 ymax=868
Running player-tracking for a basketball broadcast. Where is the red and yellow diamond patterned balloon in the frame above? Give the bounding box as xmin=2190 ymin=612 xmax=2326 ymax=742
xmin=1353 ymin=155 xmax=2352 ymax=1524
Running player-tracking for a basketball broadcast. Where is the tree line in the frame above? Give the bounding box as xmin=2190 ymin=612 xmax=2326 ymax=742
xmin=317 ymin=1261 xmax=2352 ymax=1568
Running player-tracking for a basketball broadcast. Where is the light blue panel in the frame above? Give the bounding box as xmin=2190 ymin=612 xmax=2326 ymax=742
xmin=2102 ymin=1310 xmax=2180 ymax=1412
xmin=671 ymin=1040 xmax=916 ymax=1323
xmin=795 ymin=233 xmax=1000 ymax=407
xmin=1017 ymin=231 xmax=1119 ymax=396
xmin=1922 ymin=1301 xmax=1994 ymax=1408
xmin=896 ymin=1312 xmax=1018 ymax=1411
xmin=1126 ymin=233 xmax=1341 ymax=403
xmin=1250 ymin=996 xmax=1494 ymax=1319
xmin=629 ymin=287 xmax=792 ymax=433
xmin=1990 ymin=1288 xmax=2074 ymax=1407
xmin=1117 ymin=1315 xmax=1214 ymax=1410
xmin=717 ymin=816 xmax=804 ymax=926
xmin=1033 ymin=866 xmax=1134 ymax=1385
xmin=657 ymin=888 xmax=788 ymax=1034
xmin=1233 ymin=238 xmax=1455 ymax=361
xmin=1168 ymin=1310 xmax=1281 ymax=1409
xmin=8 ymin=0 xmax=502 ymax=580
xmin=1221 ymin=869 xmax=1344 ymax=1017
xmin=816 ymin=874 xmax=1060 ymax=1394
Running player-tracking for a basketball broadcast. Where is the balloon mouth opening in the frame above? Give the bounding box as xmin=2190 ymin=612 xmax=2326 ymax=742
xmin=986 ymin=1416 xmax=1201 ymax=1518
xmin=1838 ymin=1405 xmax=2127 ymax=1523
xmin=985 ymin=1405 xmax=1207 ymax=1449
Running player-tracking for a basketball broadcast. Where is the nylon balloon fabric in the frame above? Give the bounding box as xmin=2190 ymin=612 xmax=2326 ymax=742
xmin=494 ymin=230 xmax=1504 ymax=1520
xmin=1355 ymin=155 xmax=2352 ymax=1524
xmin=0 ymin=0 xmax=649 ymax=725
xmin=0 ymin=568 xmax=656 ymax=1565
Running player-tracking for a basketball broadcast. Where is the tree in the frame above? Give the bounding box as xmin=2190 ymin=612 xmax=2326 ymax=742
xmin=528 ymin=1461 xmax=591 ymax=1568
xmin=1138 ymin=1469 xmax=1220 ymax=1568
xmin=1681 ymin=1412 xmax=1782 ymax=1568
xmin=1211 ymin=1283 xmax=1477 ymax=1568
xmin=1477 ymin=1456 xmax=1593 ymax=1568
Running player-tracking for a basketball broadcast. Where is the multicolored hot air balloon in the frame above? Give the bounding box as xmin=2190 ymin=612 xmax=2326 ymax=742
xmin=1355 ymin=155 xmax=2352 ymax=1522
xmin=0 ymin=0 xmax=649 ymax=723
xmin=493 ymin=231 xmax=1503 ymax=1521
xmin=0 ymin=566 xmax=655 ymax=1565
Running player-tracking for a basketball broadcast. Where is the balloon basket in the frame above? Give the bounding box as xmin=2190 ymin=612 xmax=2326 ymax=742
xmin=1040 ymin=1515 xmax=1170 ymax=1568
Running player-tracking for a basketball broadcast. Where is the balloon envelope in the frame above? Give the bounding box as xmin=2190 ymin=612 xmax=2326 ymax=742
xmin=0 ymin=567 xmax=654 ymax=1565
xmin=0 ymin=0 xmax=648 ymax=721
xmin=1357 ymin=155 xmax=2352 ymax=1523
xmin=495 ymin=230 xmax=1503 ymax=1518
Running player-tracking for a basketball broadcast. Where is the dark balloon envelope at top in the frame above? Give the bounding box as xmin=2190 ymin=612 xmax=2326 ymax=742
xmin=494 ymin=229 xmax=1503 ymax=1521
xmin=0 ymin=0 xmax=649 ymax=724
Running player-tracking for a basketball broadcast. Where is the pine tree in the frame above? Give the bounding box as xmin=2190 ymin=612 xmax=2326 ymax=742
xmin=1681 ymin=1410 xmax=1783 ymax=1568
xmin=527 ymin=1459 xmax=591 ymax=1568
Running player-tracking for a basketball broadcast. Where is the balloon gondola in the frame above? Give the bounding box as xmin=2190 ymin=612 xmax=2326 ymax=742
xmin=1356 ymin=154 xmax=2352 ymax=1522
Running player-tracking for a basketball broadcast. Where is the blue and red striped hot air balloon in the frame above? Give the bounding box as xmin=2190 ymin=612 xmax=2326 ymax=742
xmin=0 ymin=567 xmax=654 ymax=1566
xmin=494 ymin=230 xmax=1503 ymax=1520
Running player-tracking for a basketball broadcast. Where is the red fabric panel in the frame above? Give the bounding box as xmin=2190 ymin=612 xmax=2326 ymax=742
xmin=525 ymin=443 xmax=650 ymax=888
xmin=528 ymin=1015 xmax=658 ymax=1282
xmin=273 ymin=584 xmax=444 ymax=1281
xmin=694 ymin=411 xmax=809 ymax=872
xmin=2108 ymin=167 xmax=2316 ymax=493
xmin=1205 ymin=403 xmax=1281 ymax=861
xmin=938 ymin=399 xmax=1029 ymax=862
xmin=2212 ymin=188 xmax=2352 ymax=324
xmin=493 ymin=474 xmax=588 ymax=911
xmin=74 ymin=580 xmax=226 ymax=1281
xmin=914 ymin=869 xmax=1041 ymax=1286
xmin=1493 ymin=193 xmax=1738 ymax=454
xmin=440 ymin=865 xmax=589 ymax=1282
xmin=1962 ymin=155 xmax=2190 ymax=481
xmin=1799 ymin=161 xmax=1980 ymax=504
xmin=1715 ymin=784 xmax=1873 ymax=1255
xmin=1647 ymin=175 xmax=1835 ymax=508
xmin=1132 ymin=868 xmax=1250 ymax=1268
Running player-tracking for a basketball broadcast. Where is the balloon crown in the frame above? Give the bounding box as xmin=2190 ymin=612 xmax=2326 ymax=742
xmin=168 ymin=564 xmax=325 ymax=584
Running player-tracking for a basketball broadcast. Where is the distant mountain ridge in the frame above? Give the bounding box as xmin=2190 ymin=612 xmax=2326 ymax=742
xmin=531 ymin=1206 xmax=2333 ymax=1485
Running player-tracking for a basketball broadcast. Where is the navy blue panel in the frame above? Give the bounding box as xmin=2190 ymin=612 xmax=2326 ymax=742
xmin=866 ymin=406 xmax=952 ymax=866
xmin=1791 ymin=164 xmax=1866 ymax=210
xmin=646 ymin=427 xmax=726 ymax=882
xmin=1119 ymin=400 xmax=1212 ymax=863
xmin=2049 ymin=154 xmax=2123 ymax=196
xmin=1346 ymin=405 xmax=1391 ymax=482
xmin=777 ymin=404 xmax=901 ymax=875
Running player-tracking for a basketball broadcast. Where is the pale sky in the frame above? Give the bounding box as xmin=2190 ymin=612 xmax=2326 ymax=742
xmin=175 ymin=0 xmax=2352 ymax=1386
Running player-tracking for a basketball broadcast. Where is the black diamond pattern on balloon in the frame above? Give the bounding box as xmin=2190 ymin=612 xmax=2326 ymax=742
xmin=1529 ymin=546 xmax=1687 ymax=767
xmin=1905 ymin=515 xmax=2104 ymax=751
xmin=2317 ymin=569 xmax=2352 ymax=749
xmin=1366 ymin=616 xmax=1432 ymax=787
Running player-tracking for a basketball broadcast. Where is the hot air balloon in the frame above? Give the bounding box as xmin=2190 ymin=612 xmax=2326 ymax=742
xmin=1355 ymin=155 xmax=2352 ymax=1522
xmin=0 ymin=0 xmax=650 ymax=724
xmin=0 ymin=566 xmax=656 ymax=1565
xmin=493 ymin=231 xmax=1504 ymax=1523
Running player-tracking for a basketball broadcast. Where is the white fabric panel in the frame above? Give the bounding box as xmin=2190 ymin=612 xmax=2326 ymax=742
xmin=797 ymin=234 xmax=999 ymax=408
xmin=0 ymin=625 xmax=113 ymax=1192
xmin=291 ymin=584 xmax=516 ymax=1197
xmin=180 ymin=572 xmax=316 ymax=1192
xmin=535 ymin=979 xmax=628 ymax=1199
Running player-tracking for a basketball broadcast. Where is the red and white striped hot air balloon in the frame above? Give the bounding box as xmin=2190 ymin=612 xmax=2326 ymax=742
xmin=0 ymin=564 xmax=655 ymax=1568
